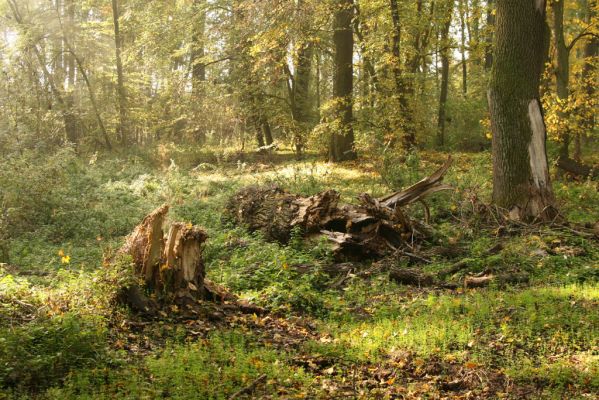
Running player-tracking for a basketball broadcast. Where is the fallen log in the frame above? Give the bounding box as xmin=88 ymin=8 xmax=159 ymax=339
xmin=464 ymin=272 xmax=529 ymax=289
xmin=389 ymin=268 xmax=435 ymax=286
xmin=557 ymin=157 xmax=599 ymax=179
xmin=226 ymin=158 xmax=453 ymax=260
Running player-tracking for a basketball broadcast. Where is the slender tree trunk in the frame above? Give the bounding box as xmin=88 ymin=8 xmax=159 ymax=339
xmin=65 ymin=0 xmax=77 ymax=146
xmin=436 ymin=2 xmax=453 ymax=148
xmin=330 ymin=0 xmax=357 ymax=162
xmin=459 ymin=0 xmax=468 ymax=94
xmin=254 ymin=116 xmax=265 ymax=148
xmin=316 ymin=50 xmax=322 ymax=118
xmin=388 ymin=0 xmax=417 ymax=149
xmin=191 ymin=0 xmax=207 ymax=143
xmin=488 ymin=0 xmax=556 ymax=220
xmin=261 ymin=118 xmax=273 ymax=145
xmin=111 ymin=0 xmax=128 ymax=145
xmin=54 ymin=2 xmax=112 ymax=149
xmin=579 ymin=0 xmax=597 ymax=159
xmin=469 ymin=0 xmax=482 ymax=65
xmin=552 ymin=0 xmax=571 ymax=159
xmin=8 ymin=0 xmax=78 ymax=144
xmin=293 ymin=0 xmax=314 ymax=137
xmin=294 ymin=43 xmax=313 ymax=126
xmin=484 ymin=0 xmax=495 ymax=70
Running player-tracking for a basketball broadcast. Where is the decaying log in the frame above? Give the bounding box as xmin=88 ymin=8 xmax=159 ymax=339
xmin=464 ymin=272 xmax=529 ymax=288
xmin=389 ymin=268 xmax=435 ymax=286
xmin=226 ymin=158 xmax=453 ymax=260
xmin=256 ymin=143 xmax=278 ymax=154
xmin=557 ymin=157 xmax=598 ymax=179
xmin=119 ymin=205 xmax=208 ymax=305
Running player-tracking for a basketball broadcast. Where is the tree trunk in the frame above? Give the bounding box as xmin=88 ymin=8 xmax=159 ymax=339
xmin=293 ymin=0 xmax=314 ymax=136
xmin=330 ymin=0 xmax=357 ymax=162
xmin=8 ymin=0 xmax=79 ymax=145
xmin=388 ymin=0 xmax=417 ymax=150
xmin=552 ymin=0 xmax=571 ymax=159
xmin=111 ymin=0 xmax=128 ymax=145
xmin=436 ymin=2 xmax=453 ymax=148
xmin=65 ymin=0 xmax=77 ymax=143
xmin=54 ymin=2 xmax=112 ymax=149
xmin=580 ymin=0 xmax=597 ymax=153
xmin=484 ymin=0 xmax=495 ymax=70
xmin=191 ymin=0 xmax=207 ymax=143
xmin=459 ymin=0 xmax=468 ymax=94
xmin=488 ymin=0 xmax=557 ymax=221
xmin=261 ymin=117 xmax=273 ymax=146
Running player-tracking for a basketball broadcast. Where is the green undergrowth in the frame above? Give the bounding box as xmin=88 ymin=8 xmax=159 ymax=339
xmin=42 ymin=331 xmax=314 ymax=400
xmin=1 ymin=144 xmax=597 ymax=398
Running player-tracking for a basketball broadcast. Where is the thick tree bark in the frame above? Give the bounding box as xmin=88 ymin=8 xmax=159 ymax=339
xmin=488 ymin=0 xmax=557 ymax=220
xmin=330 ymin=0 xmax=357 ymax=162
xmin=436 ymin=2 xmax=453 ymax=148
xmin=111 ymin=0 xmax=128 ymax=145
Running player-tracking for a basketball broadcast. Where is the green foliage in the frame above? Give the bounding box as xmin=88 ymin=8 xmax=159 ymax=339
xmin=45 ymin=331 xmax=312 ymax=400
xmin=0 ymin=313 xmax=108 ymax=390
xmin=378 ymin=149 xmax=421 ymax=190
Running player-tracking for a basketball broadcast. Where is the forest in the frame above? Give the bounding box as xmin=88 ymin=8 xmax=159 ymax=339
xmin=0 ymin=0 xmax=598 ymax=398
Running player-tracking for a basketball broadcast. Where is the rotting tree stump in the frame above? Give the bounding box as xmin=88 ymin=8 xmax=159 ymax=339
xmin=226 ymin=158 xmax=453 ymax=260
xmin=118 ymin=204 xmax=212 ymax=311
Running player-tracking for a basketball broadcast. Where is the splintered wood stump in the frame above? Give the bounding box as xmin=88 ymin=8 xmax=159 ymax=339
xmin=119 ymin=205 xmax=208 ymax=306
xmin=161 ymin=223 xmax=207 ymax=300
xmin=226 ymin=158 xmax=452 ymax=259
xmin=120 ymin=204 xmax=169 ymax=287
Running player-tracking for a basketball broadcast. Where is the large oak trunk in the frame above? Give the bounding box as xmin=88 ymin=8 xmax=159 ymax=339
xmin=488 ymin=0 xmax=556 ymax=221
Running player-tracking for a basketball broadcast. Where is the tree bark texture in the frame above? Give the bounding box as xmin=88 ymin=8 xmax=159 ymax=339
xmin=330 ymin=0 xmax=357 ymax=162
xmin=436 ymin=1 xmax=453 ymax=147
xmin=488 ymin=0 xmax=556 ymax=220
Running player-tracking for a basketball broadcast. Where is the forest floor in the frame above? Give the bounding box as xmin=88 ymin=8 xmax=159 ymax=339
xmin=1 ymin=146 xmax=598 ymax=399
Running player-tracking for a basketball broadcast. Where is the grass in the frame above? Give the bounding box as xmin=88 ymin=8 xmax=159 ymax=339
xmin=0 ymin=144 xmax=597 ymax=399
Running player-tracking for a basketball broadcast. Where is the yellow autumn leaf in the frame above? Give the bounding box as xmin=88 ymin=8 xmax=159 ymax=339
xmin=58 ymin=249 xmax=65 ymax=257
xmin=61 ymin=255 xmax=70 ymax=264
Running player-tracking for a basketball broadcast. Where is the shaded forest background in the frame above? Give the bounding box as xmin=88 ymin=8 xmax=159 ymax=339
xmin=0 ymin=0 xmax=596 ymax=158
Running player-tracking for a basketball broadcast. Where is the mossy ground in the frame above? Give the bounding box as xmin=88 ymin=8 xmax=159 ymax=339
xmin=1 ymin=145 xmax=597 ymax=399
